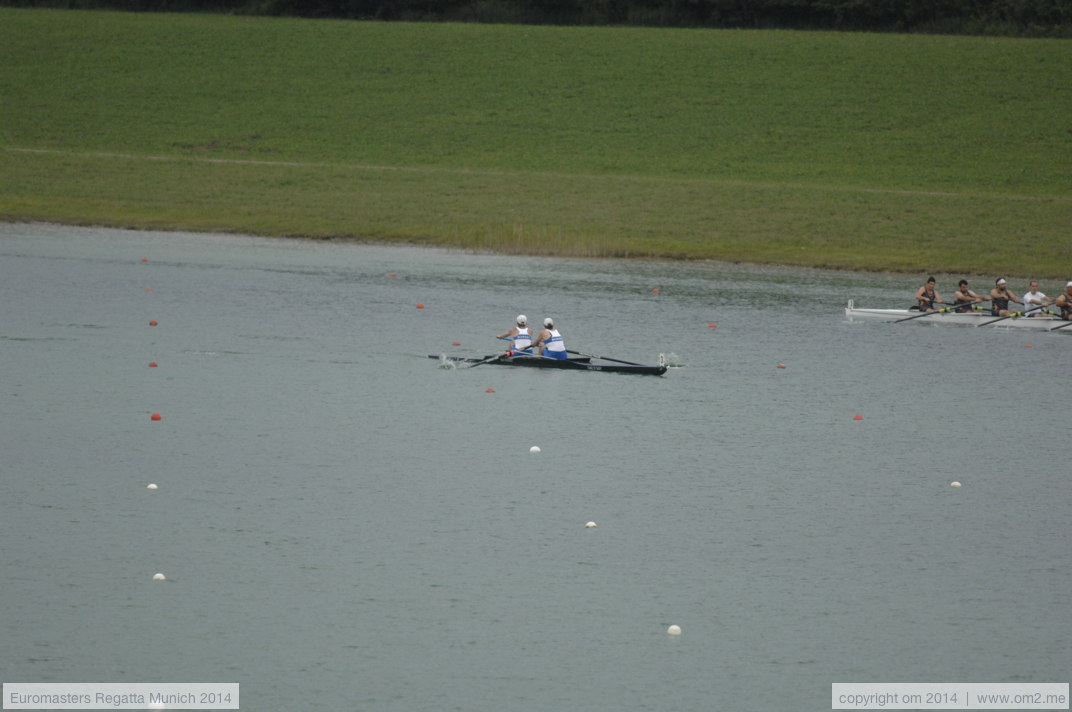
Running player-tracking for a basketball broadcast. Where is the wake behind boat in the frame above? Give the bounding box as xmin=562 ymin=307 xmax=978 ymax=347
xmin=845 ymin=300 xmax=1072 ymax=331
xmin=431 ymin=352 xmax=669 ymax=375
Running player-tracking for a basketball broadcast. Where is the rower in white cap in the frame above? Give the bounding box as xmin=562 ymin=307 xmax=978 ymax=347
xmin=531 ymin=317 xmax=568 ymax=360
xmin=496 ymin=315 xmax=532 ymax=354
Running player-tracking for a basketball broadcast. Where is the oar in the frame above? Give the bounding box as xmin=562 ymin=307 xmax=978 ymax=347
xmin=466 ymin=350 xmax=513 ymax=368
xmin=468 ymin=335 xmax=547 ymax=367
xmin=975 ymin=303 xmax=1043 ymax=327
xmin=496 ymin=335 xmax=533 ymax=354
xmin=1049 ymin=319 xmax=1072 ymax=332
xmin=566 ymin=349 xmax=643 ymax=366
xmin=894 ymin=300 xmax=988 ymax=323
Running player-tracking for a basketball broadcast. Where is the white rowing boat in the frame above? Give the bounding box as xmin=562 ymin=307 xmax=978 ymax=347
xmin=845 ymin=300 xmax=1072 ymax=331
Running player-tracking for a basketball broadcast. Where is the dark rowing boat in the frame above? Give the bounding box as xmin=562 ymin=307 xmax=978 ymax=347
xmin=430 ymin=353 xmax=668 ymax=376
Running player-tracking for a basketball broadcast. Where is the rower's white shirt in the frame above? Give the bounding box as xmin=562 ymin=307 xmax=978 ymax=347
xmin=513 ymin=327 xmax=532 ymax=350
xmin=1023 ymin=289 xmax=1047 ymax=310
xmin=543 ymin=328 xmax=566 ymax=354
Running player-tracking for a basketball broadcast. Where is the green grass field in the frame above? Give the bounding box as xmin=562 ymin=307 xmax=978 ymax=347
xmin=2 ymin=8 xmax=1070 ymax=276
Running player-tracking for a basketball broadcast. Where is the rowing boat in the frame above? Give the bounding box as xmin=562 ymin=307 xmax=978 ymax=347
xmin=431 ymin=354 xmax=668 ymax=375
xmin=845 ymin=300 xmax=1071 ymax=331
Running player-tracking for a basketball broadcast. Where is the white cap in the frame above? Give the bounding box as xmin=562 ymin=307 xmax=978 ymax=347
xmin=543 ymin=317 xmax=554 ymax=327
xmin=1067 ymin=281 xmax=1072 ymax=288
xmin=516 ymin=314 xmax=527 ymax=325
xmin=996 ymin=278 xmax=1007 ymax=285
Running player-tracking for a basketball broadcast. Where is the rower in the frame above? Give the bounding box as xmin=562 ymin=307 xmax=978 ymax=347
xmin=914 ymin=276 xmax=942 ymax=312
xmin=531 ymin=318 xmax=568 ymax=360
xmin=1022 ymin=280 xmax=1054 ymax=317
xmin=497 ymin=314 xmax=533 ymax=354
xmin=1056 ymin=282 xmax=1072 ymax=320
xmin=952 ymin=279 xmax=985 ymax=313
xmin=989 ymin=278 xmax=1022 ymax=317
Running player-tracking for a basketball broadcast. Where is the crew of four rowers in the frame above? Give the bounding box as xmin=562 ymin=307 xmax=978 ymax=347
xmin=914 ymin=277 xmax=1072 ymax=319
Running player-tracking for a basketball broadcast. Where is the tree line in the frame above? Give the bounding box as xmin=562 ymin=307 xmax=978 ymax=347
xmin=4 ymin=0 xmax=1071 ymax=36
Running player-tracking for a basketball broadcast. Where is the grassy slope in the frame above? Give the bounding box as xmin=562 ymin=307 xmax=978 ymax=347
xmin=1 ymin=8 xmax=1070 ymax=276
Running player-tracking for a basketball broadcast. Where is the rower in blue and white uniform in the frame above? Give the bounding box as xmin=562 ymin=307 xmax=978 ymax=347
xmin=532 ymin=317 xmax=567 ymax=360
xmin=497 ymin=315 xmax=532 ymax=354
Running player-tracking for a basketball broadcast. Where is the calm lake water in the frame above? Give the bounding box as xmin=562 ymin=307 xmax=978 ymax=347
xmin=1 ymin=222 xmax=1068 ymax=711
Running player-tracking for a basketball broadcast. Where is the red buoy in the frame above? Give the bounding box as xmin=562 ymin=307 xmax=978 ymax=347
xmin=708 ymin=323 xmax=717 ymax=328
xmin=777 ymin=363 xmax=787 ymax=369
xmin=651 ymin=288 xmax=660 ymax=294
xmin=387 ymin=273 xmax=397 ymax=277
xmin=451 ymin=341 xmax=461 ymax=346
xmin=485 ymin=387 xmax=495 ymax=393
xmin=853 ymin=414 xmax=864 ymax=421
xmin=150 ymin=413 xmax=162 ymax=421
xmin=416 ymin=303 xmax=425 ymax=309
xmin=148 ymin=362 xmax=158 ymax=368
xmin=149 ymin=320 xmax=158 ymax=326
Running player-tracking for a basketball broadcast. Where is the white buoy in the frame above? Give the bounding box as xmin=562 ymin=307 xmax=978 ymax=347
xmin=585 ymin=521 xmax=597 ymax=529
xmin=147 ymin=483 xmax=158 ymax=490
xmin=529 ymin=446 xmax=541 ymax=453
xmin=667 ymin=624 xmax=682 ymax=636
xmin=950 ymin=481 xmax=962 ymax=488
xmin=152 ymin=573 xmax=166 ymax=581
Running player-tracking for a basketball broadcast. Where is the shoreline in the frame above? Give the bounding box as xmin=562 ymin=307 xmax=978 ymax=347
xmin=6 ymin=219 xmax=1067 ymax=285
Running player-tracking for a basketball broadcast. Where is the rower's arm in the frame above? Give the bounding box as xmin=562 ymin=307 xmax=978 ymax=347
xmin=529 ymin=330 xmax=548 ymax=352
